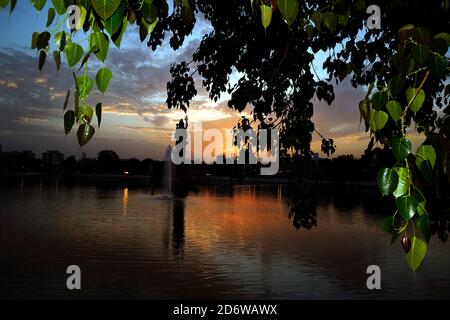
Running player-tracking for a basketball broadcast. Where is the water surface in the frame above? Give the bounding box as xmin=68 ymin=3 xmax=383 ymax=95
xmin=1 ymin=180 xmax=449 ymax=299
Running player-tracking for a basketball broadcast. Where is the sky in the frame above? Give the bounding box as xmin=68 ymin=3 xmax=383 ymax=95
xmin=0 ymin=2 xmax=377 ymax=160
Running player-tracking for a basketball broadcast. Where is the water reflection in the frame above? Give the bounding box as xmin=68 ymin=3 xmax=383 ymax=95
xmin=0 ymin=180 xmax=450 ymax=299
xmin=172 ymin=199 xmax=185 ymax=255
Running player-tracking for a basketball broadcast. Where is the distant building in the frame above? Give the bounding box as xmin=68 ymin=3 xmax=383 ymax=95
xmin=42 ymin=150 xmax=64 ymax=166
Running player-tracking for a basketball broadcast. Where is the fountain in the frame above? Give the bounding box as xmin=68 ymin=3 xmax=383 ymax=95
xmin=162 ymin=144 xmax=173 ymax=196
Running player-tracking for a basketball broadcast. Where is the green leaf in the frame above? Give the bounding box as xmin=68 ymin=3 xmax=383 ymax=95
xmin=142 ymin=0 xmax=158 ymax=24
xmin=392 ymin=136 xmax=412 ymax=162
xmin=63 ymin=89 xmax=70 ymax=111
xmin=31 ymin=32 xmax=39 ymax=49
xmin=311 ymin=12 xmax=321 ymax=31
xmin=388 ymin=76 xmax=403 ymax=98
xmin=371 ymin=91 xmax=388 ymax=110
xmin=89 ymin=32 xmax=109 ymax=62
xmin=386 ymin=100 xmax=402 ymax=122
xmin=382 ymin=216 xmax=395 ymax=233
xmin=396 ymin=195 xmax=418 ymax=220
xmin=377 ymin=167 xmax=399 ymax=196
xmin=77 ymin=123 xmax=95 ymax=146
xmin=412 ymin=44 xmax=429 ymax=65
xmin=74 ymin=5 xmax=87 ymax=30
xmin=322 ymin=12 xmax=337 ymax=33
xmin=415 ymin=144 xmax=436 ymax=183
xmin=181 ymin=0 xmax=194 ymax=25
xmin=64 ymin=43 xmax=83 ymax=67
xmin=277 ymin=0 xmax=299 ymax=27
xmin=428 ymin=54 xmax=448 ymax=78
xmin=398 ymin=24 xmax=415 ymax=42
xmin=393 ymin=167 xmax=409 ymax=198
xmin=260 ymin=4 xmax=272 ymax=30
xmin=112 ymin=16 xmax=127 ymax=48
xmin=31 ymin=0 xmax=46 ymax=11
xmin=46 ymin=7 xmax=55 ymax=27
xmin=417 ymin=216 xmax=430 ymax=242
xmin=38 ymin=50 xmax=46 ymax=71
xmin=405 ymin=236 xmax=427 ymax=273
xmin=104 ymin=1 xmax=126 ymax=36
xmin=0 ymin=0 xmax=9 ymax=9
xmin=36 ymin=31 xmax=50 ymax=50
xmin=64 ymin=110 xmax=75 ymax=135
xmin=96 ymin=67 xmax=112 ymax=94
xmin=434 ymin=32 xmax=450 ymax=46
xmin=91 ymin=0 xmax=121 ymax=20
xmin=369 ymin=109 xmax=388 ymax=131
xmin=96 ymin=102 xmax=102 ymax=128
xmin=52 ymin=0 xmax=66 ymax=15
xmin=53 ymin=50 xmax=60 ymax=71
xmin=406 ymin=87 xmax=425 ymax=113
xmin=416 ymin=144 xmax=436 ymax=169
xmin=77 ymin=105 xmax=94 ymax=124
xmin=414 ymin=27 xmax=431 ymax=45
xmin=76 ymin=76 xmax=94 ymax=99
xmin=55 ymin=31 xmax=71 ymax=51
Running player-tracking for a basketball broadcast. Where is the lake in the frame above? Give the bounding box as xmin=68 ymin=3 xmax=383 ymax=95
xmin=1 ymin=179 xmax=449 ymax=299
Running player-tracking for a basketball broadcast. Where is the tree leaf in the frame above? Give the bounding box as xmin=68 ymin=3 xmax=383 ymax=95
xmin=31 ymin=0 xmax=46 ymax=11
xmin=392 ymin=136 xmax=411 ymax=162
xmin=406 ymin=87 xmax=425 ymax=113
xmin=382 ymin=216 xmax=395 ymax=233
xmin=89 ymin=32 xmax=109 ymax=62
xmin=377 ymin=167 xmax=399 ymax=196
xmin=38 ymin=50 xmax=46 ymax=71
xmin=96 ymin=102 xmax=102 ymax=128
xmin=322 ymin=12 xmax=337 ymax=33
xmin=369 ymin=109 xmax=388 ymax=131
xmin=386 ymin=100 xmax=402 ymax=122
xmin=91 ymin=0 xmax=121 ymax=20
xmin=393 ymin=167 xmax=409 ymax=198
xmin=415 ymin=144 xmax=436 ymax=183
xmin=428 ymin=54 xmax=448 ymax=78
xmin=112 ymin=16 xmax=127 ymax=48
xmin=46 ymin=7 xmax=55 ymax=27
xmin=31 ymin=32 xmax=39 ymax=49
xmin=181 ymin=0 xmax=194 ymax=25
xmin=52 ymin=0 xmax=66 ymax=15
xmin=405 ymin=236 xmax=427 ymax=273
xmin=396 ymin=195 xmax=418 ymax=220
xmin=417 ymin=216 xmax=430 ymax=242
xmin=36 ymin=31 xmax=50 ymax=50
xmin=76 ymin=76 xmax=94 ymax=100
xmin=0 ymin=0 xmax=9 ymax=9
xmin=412 ymin=44 xmax=429 ymax=65
xmin=104 ymin=1 xmax=126 ymax=36
xmin=416 ymin=144 xmax=436 ymax=169
xmin=63 ymin=89 xmax=70 ymax=111
xmin=96 ymin=67 xmax=112 ymax=94
xmin=64 ymin=110 xmax=75 ymax=135
xmin=371 ymin=91 xmax=388 ymax=110
xmin=260 ymin=4 xmax=272 ymax=30
xmin=55 ymin=31 xmax=71 ymax=51
xmin=388 ymin=76 xmax=403 ymax=98
xmin=398 ymin=24 xmax=415 ymax=42
xmin=64 ymin=43 xmax=83 ymax=67
xmin=277 ymin=0 xmax=299 ymax=27
xmin=77 ymin=105 xmax=94 ymax=124
xmin=434 ymin=32 xmax=450 ymax=46
xmin=77 ymin=123 xmax=95 ymax=146
xmin=53 ymin=50 xmax=60 ymax=71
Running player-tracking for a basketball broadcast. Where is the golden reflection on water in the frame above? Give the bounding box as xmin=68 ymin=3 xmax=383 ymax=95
xmin=123 ymin=187 xmax=129 ymax=214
